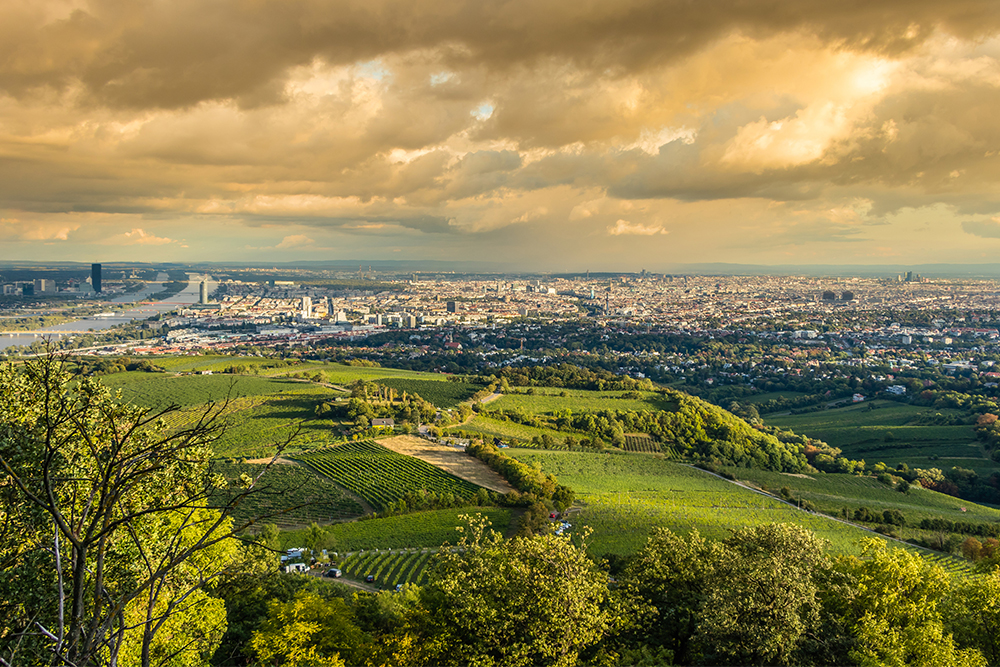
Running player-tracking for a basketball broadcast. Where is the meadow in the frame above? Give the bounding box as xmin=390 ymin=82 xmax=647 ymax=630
xmin=295 ymin=440 xmax=484 ymax=512
xmin=454 ymin=415 xmax=567 ymax=443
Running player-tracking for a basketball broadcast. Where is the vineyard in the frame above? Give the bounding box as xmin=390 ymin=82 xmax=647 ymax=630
xmin=295 ymin=440 xmax=484 ymax=512
xmin=510 ymin=449 xmax=910 ymax=557
xmin=279 ymin=508 xmax=514 ymax=551
xmin=210 ymin=462 xmax=364 ymax=527
xmin=99 ymin=372 xmax=316 ymax=410
xmin=337 ymin=549 xmax=437 ymax=588
xmin=374 ymin=378 xmax=479 ymax=408
xmin=622 ymin=434 xmax=660 ymax=453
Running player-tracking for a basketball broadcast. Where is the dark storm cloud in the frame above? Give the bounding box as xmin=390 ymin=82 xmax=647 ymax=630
xmin=2 ymin=0 xmax=999 ymax=109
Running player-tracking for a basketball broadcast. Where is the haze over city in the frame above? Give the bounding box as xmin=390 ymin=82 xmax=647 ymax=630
xmin=3 ymin=1 xmax=1000 ymax=270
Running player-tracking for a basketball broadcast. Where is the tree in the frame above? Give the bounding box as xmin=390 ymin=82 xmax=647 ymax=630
xmin=694 ymin=523 xmax=830 ymax=665
xmin=420 ymin=514 xmax=610 ymax=667
xmin=832 ymin=538 xmax=986 ymax=667
xmin=621 ymin=528 xmax=723 ymax=663
xmin=251 ymin=591 xmax=365 ymax=667
xmin=0 ymin=353 xmax=288 ymax=667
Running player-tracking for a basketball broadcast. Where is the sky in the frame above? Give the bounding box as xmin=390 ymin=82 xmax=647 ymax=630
xmin=4 ymin=0 xmax=1000 ymax=271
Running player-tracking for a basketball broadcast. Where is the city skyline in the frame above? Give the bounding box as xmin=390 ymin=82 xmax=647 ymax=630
xmin=3 ymin=1 xmax=1000 ymax=269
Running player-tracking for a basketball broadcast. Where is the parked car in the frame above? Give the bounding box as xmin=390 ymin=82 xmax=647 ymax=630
xmin=365 ymin=574 xmax=375 ymax=583
xmin=395 ymin=583 xmax=404 ymax=592
xmin=324 ymin=568 xmax=342 ymax=578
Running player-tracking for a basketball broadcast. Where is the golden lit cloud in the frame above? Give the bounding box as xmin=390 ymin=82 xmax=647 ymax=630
xmin=1 ymin=1 xmax=1000 ymax=267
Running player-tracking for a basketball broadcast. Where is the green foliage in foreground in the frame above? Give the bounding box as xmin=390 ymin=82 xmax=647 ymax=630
xmin=238 ymin=519 xmax=1000 ymax=667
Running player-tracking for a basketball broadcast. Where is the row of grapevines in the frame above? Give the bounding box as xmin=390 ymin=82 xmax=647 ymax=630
xmin=295 ymin=440 xmax=482 ymax=512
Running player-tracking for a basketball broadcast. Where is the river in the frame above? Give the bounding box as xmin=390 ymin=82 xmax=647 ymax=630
xmin=0 ymin=273 xmax=216 ymax=352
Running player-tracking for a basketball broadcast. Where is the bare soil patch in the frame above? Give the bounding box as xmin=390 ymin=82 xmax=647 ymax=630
xmin=379 ymin=435 xmax=514 ymax=494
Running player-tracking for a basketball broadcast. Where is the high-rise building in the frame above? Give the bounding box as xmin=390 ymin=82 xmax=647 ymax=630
xmin=199 ymin=280 xmax=209 ymax=304
xmin=301 ymin=296 xmax=312 ymax=319
xmin=446 ymin=301 xmax=457 ymax=313
xmin=91 ymin=263 xmax=102 ymax=293
xmin=34 ymin=279 xmax=55 ymax=294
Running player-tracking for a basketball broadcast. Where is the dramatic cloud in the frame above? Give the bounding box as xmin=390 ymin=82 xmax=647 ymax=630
xmin=2 ymin=0 xmax=1000 ymax=268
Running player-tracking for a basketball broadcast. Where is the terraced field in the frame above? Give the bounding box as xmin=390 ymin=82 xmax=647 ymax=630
xmin=623 ymin=434 xmax=660 ymax=453
xmin=295 ymin=440 xmax=484 ymax=512
xmin=338 ymin=549 xmax=436 ymax=588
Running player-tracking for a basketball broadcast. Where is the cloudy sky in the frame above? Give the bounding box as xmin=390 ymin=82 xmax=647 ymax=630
xmin=4 ymin=0 xmax=1000 ymax=270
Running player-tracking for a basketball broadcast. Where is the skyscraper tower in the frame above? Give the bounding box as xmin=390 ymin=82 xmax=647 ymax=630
xmin=301 ymin=296 xmax=312 ymax=319
xmin=91 ymin=263 xmax=102 ymax=293
xmin=199 ymin=280 xmax=209 ymax=304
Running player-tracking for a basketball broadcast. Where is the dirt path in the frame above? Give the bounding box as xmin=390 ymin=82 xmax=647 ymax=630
xmin=379 ymin=435 xmax=514 ymax=494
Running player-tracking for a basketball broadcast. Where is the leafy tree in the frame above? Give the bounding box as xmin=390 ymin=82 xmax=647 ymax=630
xmin=695 ymin=523 xmax=830 ymax=665
xmin=251 ymin=591 xmax=365 ymax=667
xmin=620 ymin=528 xmax=723 ymax=663
xmin=0 ymin=353 xmax=288 ymax=667
xmin=832 ymin=538 xmax=986 ymax=667
xmin=420 ymin=514 xmax=610 ymax=667
xmin=944 ymin=571 xmax=1000 ymax=665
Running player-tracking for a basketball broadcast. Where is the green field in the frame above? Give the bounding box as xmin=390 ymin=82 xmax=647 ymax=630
xmin=509 ymin=449 xmax=899 ymax=558
xmin=454 ymin=415 xmax=567 ymax=443
xmin=305 ymin=508 xmax=513 ymax=552
xmin=489 ymin=389 xmax=667 ymax=415
xmin=766 ymin=401 xmax=991 ymax=472
xmin=295 ymin=440 xmax=484 ymax=512
xmin=100 ymin=371 xmax=316 ymax=410
xmin=743 ymin=390 xmax=807 ymax=404
xmin=210 ymin=461 xmax=364 ymax=528
xmin=718 ymin=466 xmax=1000 ymax=528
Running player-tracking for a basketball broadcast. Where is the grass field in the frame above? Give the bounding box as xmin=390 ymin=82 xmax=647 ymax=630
xmin=766 ymin=401 xmax=992 ymax=473
xmin=295 ymin=440 xmax=484 ymax=512
xmin=489 ymin=389 xmax=668 ymax=415
xmin=509 ymin=449 xmax=898 ymax=558
xmin=210 ymin=461 xmax=364 ymax=528
xmin=743 ymin=390 xmax=807 ymax=404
